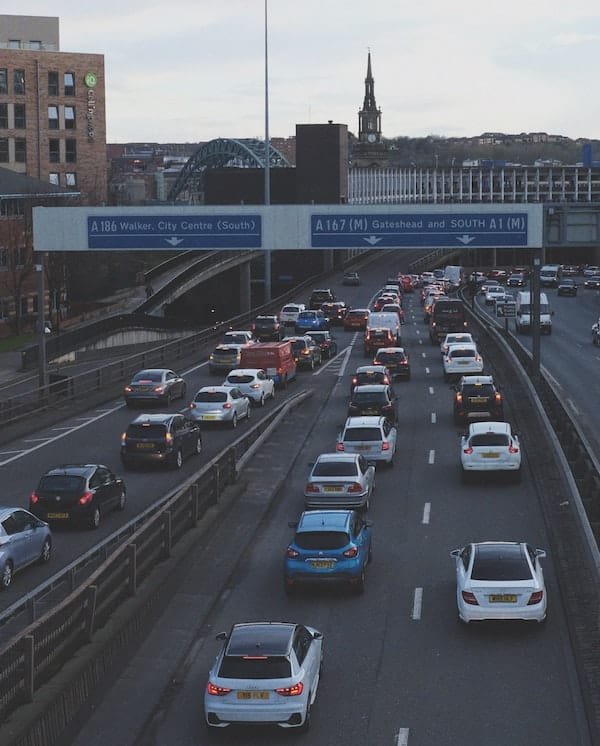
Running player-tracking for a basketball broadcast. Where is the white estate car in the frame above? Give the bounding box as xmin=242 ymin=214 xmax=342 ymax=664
xmin=450 ymin=542 xmax=547 ymax=623
xmin=223 ymin=368 xmax=275 ymax=407
xmin=440 ymin=332 xmax=476 ymax=356
xmin=279 ymin=303 xmax=306 ymax=325
xmin=443 ymin=343 xmax=483 ymax=381
xmin=460 ymin=421 xmax=521 ymax=483
xmin=204 ymin=621 xmax=324 ymax=730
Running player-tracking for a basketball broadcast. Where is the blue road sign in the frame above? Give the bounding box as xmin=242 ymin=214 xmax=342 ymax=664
xmin=87 ymin=215 xmax=262 ymax=250
xmin=311 ymin=213 xmax=528 ymax=249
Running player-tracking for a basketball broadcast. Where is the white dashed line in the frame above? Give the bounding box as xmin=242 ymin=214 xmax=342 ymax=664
xmin=22 ymin=437 xmax=52 ymax=442
xmin=428 ymin=449 xmax=435 ymax=464
xmin=0 ymin=450 xmax=25 ymax=456
xmin=421 ymin=352 xmax=426 ymax=358
xmin=567 ymin=398 xmax=581 ymax=415
xmin=411 ymin=588 xmax=423 ymax=620
xmin=431 ymin=412 xmax=437 ymax=424
xmin=51 ymin=426 xmax=78 ymax=431
xmin=397 ymin=728 xmax=410 ymax=746
xmin=418 ymin=339 xmax=423 ymax=345
xmin=425 ymin=367 xmax=430 ymax=375
xmin=422 ymin=502 xmax=431 ymax=524
xmin=428 ymin=386 xmax=434 ymax=395
xmin=415 ymin=329 xmax=420 ymax=335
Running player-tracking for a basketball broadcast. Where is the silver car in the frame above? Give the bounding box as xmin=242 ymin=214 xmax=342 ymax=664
xmin=123 ymin=368 xmax=186 ymax=407
xmin=336 ymin=416 xmax=397 ymax=466
xmin=0 ymin=507 xmax=52 ymax=589
xmin=304 ymin=453 xmax=375 ymax=511
xmin=189 ymin=386 xmax=251 ymax=428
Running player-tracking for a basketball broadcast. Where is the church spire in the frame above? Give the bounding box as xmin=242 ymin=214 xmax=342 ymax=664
xmin=362 ymin=51 xmax=377 ymax=112
xmin=358 ymin=50 xmax=382 ymax=145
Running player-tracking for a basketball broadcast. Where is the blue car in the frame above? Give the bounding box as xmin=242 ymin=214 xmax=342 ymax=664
xmin=284 ymin=510 xmax=372 ymax=594
xmin=294 ymin=309 xmax=329 ymax=333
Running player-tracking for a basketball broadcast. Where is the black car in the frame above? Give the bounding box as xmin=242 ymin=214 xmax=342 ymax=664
xmin=305 ymin=330 xmax=338 ymax=359
xmin=30 ymin=464 xmax=126 ymax=530
xmin=506 ymin=273 xmax=526 ymax=288
xmin=584 ymin=275 xmax=600 ymax=289
xmin=120 ymin=413 xmax=202 ymax=470
xmin=252 ymin=315 xmax=282 ymax=341
xmin=308 ymin=288 xmax=336 ymax=310
xmin=453 ymin=375 xmax=504 ymax=425
xmin=342 ymin=271 xmax=361 ymax=286
xmin=124 ymin=368 xmax=187 ymax=407
xmin=348 ymin=384 xmax=397 ymax=421
xmin=285 ymin=335 xmax=322 ymax=370
xmin=320 ymin=301 xmax=350 ymax=324
xmin=372 ymin=347 xmax=411 ymax=380
xmin=557 ymin=278 xmax=578 ymax=296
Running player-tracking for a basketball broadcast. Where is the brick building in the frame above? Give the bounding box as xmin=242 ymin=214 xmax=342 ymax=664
xmin=0 ymin=15 xmax=107 ymax=204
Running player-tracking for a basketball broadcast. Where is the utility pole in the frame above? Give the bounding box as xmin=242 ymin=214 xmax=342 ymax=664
xmin=35 ymin=258 xmax=48 ymax=389
xmin=531 ymin=256 xmax=541 ymax=379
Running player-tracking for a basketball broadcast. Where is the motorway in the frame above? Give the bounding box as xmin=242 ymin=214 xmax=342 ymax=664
xmin=0 ymin=257 xmax=593 ymax=745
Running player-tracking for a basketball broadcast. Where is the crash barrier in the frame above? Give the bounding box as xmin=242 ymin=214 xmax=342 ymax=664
xmin=0 ymin=388 xmax=312 ymax=729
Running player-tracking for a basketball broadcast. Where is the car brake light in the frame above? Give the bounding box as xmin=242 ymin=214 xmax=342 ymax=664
xmin=286 ymin=547 xmax=300 ymax=558
xmin=207 ymin=681 xmax=232 ymax=696
xmin=305 ymin=484 xmax=320 ymax=493
xmin=381 ymin=442 xmax=390 ymax=451
xmin=456 ymin=393 xmax=462 ymax=402
xmin=223 ymin=403 xmax=232 ymax=409
xmin=275 ymin=682 xmax=303 ymax=696
xmin=336 ymin=443 xmax=345 ymax=451
xmin=463 ymin=447 xmax=473 ymax=455
xmin=189 ymin=402 xmax=196 ymax=409
xmin=495 ymin=393 xmax=502 ymax=402
xmin=165 ymin=432 xmax=174 ymax=444
xmin=462 ymin=590 xmax=479 ymax=605
xmin=508 ymin=445 xmax=519 ymax=454
xmin=528 ymin=591 xmax=544 ymax=605
xmin=30 ymin=491 xmax=39 ymax=505
xmin=121 ymin=432 xmax=127 ymax=445
xmin=79 ymin=490 xmax=93 ymax=506
xmin=343 ymin=546 xmax=359 ymax=558
xmin=347 ymin=483 xmax=363 ymax=493
xmin=153 ymin=385 xmax=165 ymax=393
xmin=351 ymin=377 xmax=358 ymax=385
xmin=124 ymin=386 xmax=132 ymax=393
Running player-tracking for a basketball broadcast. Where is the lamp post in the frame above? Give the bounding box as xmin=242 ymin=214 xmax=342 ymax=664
xmin=263 ymin=0 xmax=272 ymax=303
xmin=35 ymin=258 xmax=47 ymax=389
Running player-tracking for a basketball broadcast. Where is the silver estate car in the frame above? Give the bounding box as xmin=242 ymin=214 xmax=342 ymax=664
xmin=189 ymin=386 xmax=251 ymax=428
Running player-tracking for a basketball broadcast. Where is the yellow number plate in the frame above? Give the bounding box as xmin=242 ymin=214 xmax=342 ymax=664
xmin=237 ymin=691 xmax=269 ymax=700
xmin=47 ymin=512 xmax=69 ymax=519
xmin=489 ymin=594 xmax=517 ymax=603
xmin=482 ymin=452 xmax=500 ymax=458
xmin=310 ymin=560 xmax=335 ymax=569
xmin=323 ymin=486 xmax=342 ymax=492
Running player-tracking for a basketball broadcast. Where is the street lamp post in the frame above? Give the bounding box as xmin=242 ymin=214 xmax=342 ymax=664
xmin=35 ymin=258 xmax=47 ymax=389
xmin=263 ymin=0 xmax=272 ymax=303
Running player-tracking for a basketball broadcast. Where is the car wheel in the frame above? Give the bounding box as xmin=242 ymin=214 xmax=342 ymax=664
xmin=309 ymin=358 xmax=315 ymax=371
xmin=0 ymin=561 xmax=13 ymax=589
xmin=270 ymin=386 xmax=276 ymax=400
xmin=230 ymin=413 xmax=238 ymax=429
xmin=361 ymin=495 xmax=370 ymax=512
xmin=171 ymin=449 xmax=183 ymax=469
xmin=194 ymin=436 xmax=203 ymax=455
xmin=165 ymin=390 xmax=172 ymax=406
xmin=353 ymin=568 xmax=366 ymax=595
xmin=180 ymin=383 xmax=187 ymax=400
xmin=299 ymin=699 xmax=311 ymax=732
xmin=259 ymin=393 xmax=265 ymax=407
xmin=39 ymin=537 xmax=52 ymax=564
xmin=88 ymin=507 xmax=101 ymax=530
xmin=246 ymin=404 xmax=251 ymax=420
xmin=117 ymin=488 xmax=127 ymax=511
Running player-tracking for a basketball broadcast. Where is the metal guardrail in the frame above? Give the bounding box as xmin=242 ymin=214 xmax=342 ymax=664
xmin=0 ymin=388 xmax=312 ymax=722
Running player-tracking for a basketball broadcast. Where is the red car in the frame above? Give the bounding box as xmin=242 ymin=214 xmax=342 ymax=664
xmin=344 ymin=308 xmax=369 ymax=330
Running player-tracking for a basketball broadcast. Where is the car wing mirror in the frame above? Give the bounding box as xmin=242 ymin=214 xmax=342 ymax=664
xmin=312 ymin=631 xmax=324 ymax=640
xmin=215 ymin=631 xmax=228 ymax=641
xmin=535 ymin=549 xmax=547 ymax=559
xmin=450 ymin=549 xmax=461 ymax=558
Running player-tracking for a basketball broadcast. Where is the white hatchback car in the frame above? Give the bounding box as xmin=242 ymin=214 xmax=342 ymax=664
xmin=443 ymin=343 xmax=483 ymax=381
xmin=484 ymin=286 xmax=505 ymax=305
xmin=204 ymin=621 xmax=323 ymax=730
xmin=440 ymin=332 xmax=476 ymax=356
xmin=460 ymin=421 xmax=521 ymax=483
xmin=336 ymin=416 xmax=397 ymax=466
xmin=279 ymin=303 xmax=306 ymax=325
xmin=188 ymin=386 xmax=251 ymax=428
xmin=223 ymin=368 xmax=275 ymax=407
xmin=450 ymin=542 xmax=547 ymax=623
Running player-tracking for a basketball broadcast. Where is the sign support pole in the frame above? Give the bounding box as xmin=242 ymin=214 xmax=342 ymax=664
xmin=263 ymin=0 xmax=271 ymax=303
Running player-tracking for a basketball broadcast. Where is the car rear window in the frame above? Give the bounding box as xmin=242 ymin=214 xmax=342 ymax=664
xmin=38 ymin=475 xmax=86 ymax=492
xmin=313 ymin=461 xmax=358 ymax=477
xmin=344 ymin=427 xmax=382 ymax=442
xmin=462 ymin=384 xmax=494 ymax=397
xmin=132 ymin=371 xmax=162 ymax=382
xmin=295 ymin=531 xmax=350 ymax=549
xmin=471 ymin=548 xmax=532 ymax=581
xmin=195 ymin=391 xmax=227 ymax=403
xmin=227 ymin=375 xmax=254 ymax=384
xmin=450 ymin=348 xmax=475 ymax=358
xmin=470 ymin=433 xmax=509 ymax=447
xmin=348 ymin=310 xmax=367 ymax=317
xmin=224 ymin=334 xmax=247 ymax=344
xmin=291 ymin=340 xmax=306 ymax=351
xmin=298 ymin=312 xmax=315 ymax=320
xmin=352 ymin=392 xmax=386 ymax=404
xmin=218 ymin=655 xmax=291 ymax=680
xmin=126 ymin=424 xmax=167 ymax=439
xmin=375 ymin=352 xmax=405 ymax=364
xmin=282 ymin=306 xmax=298 ymax=313
xmin=356 ymin=373 xmax=385 ymax=385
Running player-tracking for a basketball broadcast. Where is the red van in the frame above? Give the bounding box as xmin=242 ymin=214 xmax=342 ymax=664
xmin=239 ymin=341 xmax=297 ymax=388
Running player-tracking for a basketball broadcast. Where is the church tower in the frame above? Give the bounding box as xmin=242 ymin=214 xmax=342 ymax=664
xmin=358 ymin=51 xmax=382 ymax=145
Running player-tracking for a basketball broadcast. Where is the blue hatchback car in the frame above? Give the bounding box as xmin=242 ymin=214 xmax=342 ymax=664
xmin=294 ymin=310 xmax=329 ymax=333
xmin=284 ymin=510 xmax=372 ymax=594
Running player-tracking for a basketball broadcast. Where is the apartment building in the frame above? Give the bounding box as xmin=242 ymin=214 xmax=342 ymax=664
xmin=0 ymin=15 xmax=106 ymax=204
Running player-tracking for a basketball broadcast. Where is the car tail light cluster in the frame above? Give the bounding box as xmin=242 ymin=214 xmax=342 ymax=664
xmin=207 ymin=681 xmax=232 ymax=696
xmin=223 ymin=403 xmax=232 ymax=409
xmin=343 ymin=546 xmax=359 ymax=558
xmin=528 ymin=591 xmax=544 ymax=605
xmin=286 ymin=547 xmax=300 ymax=558
xmin=165 ymin=432 xmax=174 ymax=444
xmin=336 ymin=443 xmax=345 ymax=452
xmin=508 ymin=444 xmax=519 ymax=454
xmin=347 ymin=482 xmax=363 ymax=493
xmin=495 ymin=393 xmax=502 ymax=403
xmin=78 ymin=490 xmax=94 ymax=506
xmin=250 ymin=383 xmax=260 ymax=389
xmin=463 ymin=446 xmax=474 ymax=455
xmin=154 ymin=385 xmax=166 ymax=394
xmin=275 ymin=682 xmax=303 ymax=697
xmin=29 ymin=491 xmax=39 ymax=505
xmin=305 ymin=484 xmax=319 ymax=493
xmin=462 ymin=590 xmax=479 ymax=605
xmin=381 ymin=442 xmax=390 ymax=451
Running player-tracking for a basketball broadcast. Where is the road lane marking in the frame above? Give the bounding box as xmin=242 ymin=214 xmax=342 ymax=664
xmin=422 ymin=503 xmax=431 ymax=524
xmin=415 ymin=329 xmax=420 ymax=335
xmin=421 ymin=352 xmax=426 ymax=358
xmin=428 ymin=449 xmax=435 ymax=464
xmin=312 ymin=345 xmax=352 ymax=377
xmin=428 ymin=386 xmax=434 ymax=395
xmin=431 ymin=412 xmax=437 ymax=424
xmin=397 ymin=728 xmax=410 ymax=746
xmin=425 ymin=367 xmax=430 ymax=375
xmin=418 ymin=339 xmax=423 ymax=345
xmin=0 ymin=450 xmax=25 ymax=456
xmin=411 ymin=588 xmax=423 ymax=620
xmin=567 ymin=398 xmax=581 ymax=415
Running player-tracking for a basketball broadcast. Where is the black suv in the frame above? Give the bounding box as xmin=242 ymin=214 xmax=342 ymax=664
xmin=305 ymin=330 xmax=338 ymax=359
xmin=453 ymin=375 xmax=504 ymax=425
xmin=308 ymin=288 xmax=336 ymax=310
xmin=348 ymin=384 xmax=397 ymax=421
xmin=252 ymin=315 xmax=282 ymax=341
xmin=120 ymin=413 xmax=202 ymax=470
xmin=30 ymin=464 xmax=126 ymax=529
xmin=285 ymin=335 xmax=322 ymax=370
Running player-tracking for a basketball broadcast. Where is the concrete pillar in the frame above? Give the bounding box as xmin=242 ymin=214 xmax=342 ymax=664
xmin=240 ymin=261 xmax=251 ymax=312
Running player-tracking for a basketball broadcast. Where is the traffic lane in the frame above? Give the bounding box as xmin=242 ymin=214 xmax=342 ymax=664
xmin=138 ymin=307 xmax=586 ymax=745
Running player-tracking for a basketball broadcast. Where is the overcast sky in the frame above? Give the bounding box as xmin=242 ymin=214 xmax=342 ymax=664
xmin=7 ymin=1 xmax=600 ymax=143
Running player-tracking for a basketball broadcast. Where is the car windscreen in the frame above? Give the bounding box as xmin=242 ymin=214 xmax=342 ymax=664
xmin=218 ymin=655 xmax=291 ymax=679
xmin=126 ymin=424 xmax=167 ymax=439
xmin=471 ymin=549 xmax=532 ymax=581
xmin=195 ymin=391 xmax=227 ymax=403
xmin=312 ymin=462 xmax=358 ymax=477
xmin=351 ymin=392 xmax=387 ymax=404
xmin=470 ymin=433 xmax=510 ymax=447
xmin=294 ymin=531 xmax=350 ymax=550
xmin=255 ymin=318 xmax=275 ymax=325
xmin=38 ymin=475 xmax=86 ymax=492
xmin=462 ymin=384 xmax=495 ymax=397
xmin=344 ymin=427 xmax=383 ymax=442
xmin=132 ymin=371 xmax=162 ymax=382
xmin=449 ymin=348 xmax=476 ymax=358
xmin=226 ymin=375 xmax=254 ymax=384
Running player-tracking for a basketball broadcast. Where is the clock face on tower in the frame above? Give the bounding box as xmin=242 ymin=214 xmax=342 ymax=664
xmin=367 ymin=134 xmax=377 ymax=143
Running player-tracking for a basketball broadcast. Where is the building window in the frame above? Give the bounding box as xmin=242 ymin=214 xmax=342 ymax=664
xmin=65 ymin=172 xmax=77 ymax=186
xmin=65 ymin=138 xmax=76 ymax=163
xmin=49 ymin=172 xmax=60 ymax=185
xmin=64 ymin=72 xmax=75 ymax=96
xmin=0 ymin=249 xmax=7 ymax=268
xmin=48 ymin=106 xmax=59 ymax=130
xmin=16 ymin=247 xmax=26 ymax=268
xmin=0 ymin=300 xmax=7 ymax=318
xmin=0 ymin=104 xmax=7 ymax=129
xmin=49 ymin=139 xmax=60 ymax=163
xmin=0 ymin=200 xmax=24 ymax=217
xmin=64 ymin=106 xmax=76 ymax=130
xmin=20 ymin=297 xmax=29 ymax=315
xmin=48 ymin=71 xmax=59 ymax=96
xmin=0 ymin=139 xmax=8 ymax=163
xmin=13 ymin=70 xmax=25 ymax=95
xmin=8 ymin=40 xmax=20 ymax=49
xmin=29 ymin=41 xmax=42 ymax=50
xmin=14 ymin=139 xmax=26 ymax=163
xmin=0 ymin=69 xmax=7 ymax=95
xmin=14 ymin=104 xmax=26 ymax=129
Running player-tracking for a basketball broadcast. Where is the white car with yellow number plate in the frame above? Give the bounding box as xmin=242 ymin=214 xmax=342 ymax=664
xmin=460 ymin=421 xmax=521 ymax=482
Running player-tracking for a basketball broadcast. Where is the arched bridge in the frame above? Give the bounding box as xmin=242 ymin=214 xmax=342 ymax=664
xmin=167 ymin=138 xmax=291 ymax=202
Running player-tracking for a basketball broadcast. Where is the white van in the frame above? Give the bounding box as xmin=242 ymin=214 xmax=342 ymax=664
xmin=515 ymin=291 xmax=552 ymax=334
xmin=367 ymin=311 xmax=402 ymax=344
